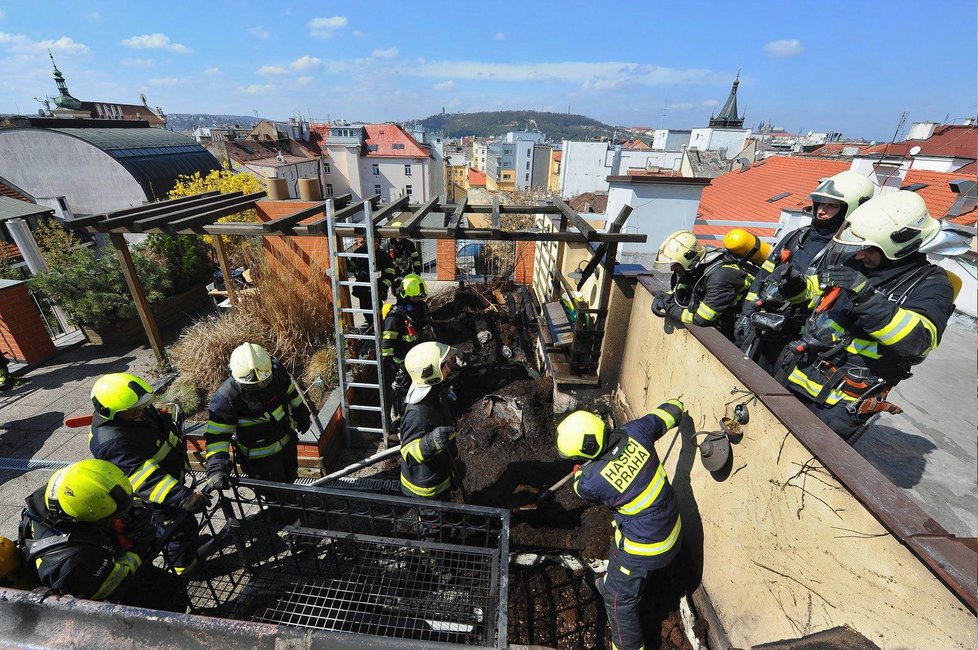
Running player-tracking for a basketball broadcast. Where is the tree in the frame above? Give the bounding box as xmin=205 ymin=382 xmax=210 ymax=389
xmin=168 ymin=165 xmax=264 ymax=267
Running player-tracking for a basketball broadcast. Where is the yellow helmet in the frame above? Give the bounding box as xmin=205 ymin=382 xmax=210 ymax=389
xmin=0 ymin=537 xmax=20 ymax=582
xmin=404 ymin=341 xmax=453 ymax=404
xmin=809 ymin=170 xmax=875 ymax=219
xmin=655 ymin=230 xmax=705 ymax=270
xmin=45 ymin=459 xmax=133 ymax=523
xmin=230 ymin=342 xmax=273 ymax=389
xmin=396 ymin=273 xmax=428 ymax=300
xmin=833 ymin=191 xmax=941 ymax=260
xmin=555 ymin=410 xmax=607 ymax=460
xmin=91 ymin=373 xmax=154 ymax=420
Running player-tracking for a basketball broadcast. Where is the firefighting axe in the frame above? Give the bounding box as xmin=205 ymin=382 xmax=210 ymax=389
xmin=512 ymin=460 xmax=593 ymax=512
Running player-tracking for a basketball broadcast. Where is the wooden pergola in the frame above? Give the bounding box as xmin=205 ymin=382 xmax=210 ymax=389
xmin=79 ymin=191 xmax=643 ymax=377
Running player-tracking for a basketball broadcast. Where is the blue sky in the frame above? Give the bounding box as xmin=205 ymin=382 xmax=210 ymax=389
xmin=1 ymin=1 xmax=974 ymax=139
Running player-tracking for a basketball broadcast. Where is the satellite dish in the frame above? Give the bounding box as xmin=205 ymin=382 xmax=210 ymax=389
xmin=909 ymin=145 xmax=922 ymax=156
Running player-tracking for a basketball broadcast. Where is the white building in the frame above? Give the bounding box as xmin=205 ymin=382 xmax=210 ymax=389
xmin=473 ymin=142 xmax=488 ymax=173
xmin=558 ymin=140 xmax=684 ymax=198
xmin=688 ymin=127 xmax=751 ymax=159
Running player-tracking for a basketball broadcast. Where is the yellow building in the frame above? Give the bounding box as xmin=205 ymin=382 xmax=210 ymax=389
xmin=548 ymin=150 xmax=561 ymax=192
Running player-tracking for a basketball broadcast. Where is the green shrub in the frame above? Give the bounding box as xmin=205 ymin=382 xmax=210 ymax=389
xmin=144 ymin=234 xmax=215 ymax=293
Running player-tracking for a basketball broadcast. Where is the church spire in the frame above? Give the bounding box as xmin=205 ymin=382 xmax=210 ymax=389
xmin=709 ymin=69 xmax=744 ymax=128
xmin=49 ymin=50 xmax=82 ymax=110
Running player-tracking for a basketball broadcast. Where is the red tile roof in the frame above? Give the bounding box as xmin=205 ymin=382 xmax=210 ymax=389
xmin=695 ymin=157 xmax=849 ymax=241
xmin=553 ymin=151 xmax=562 ymax=162
xmin=902 ymin=168 xmax=977 ymax=226
xmin=467 ymin=167 xmax=486 ymax=187
xmin=859 ymin=142 xmax=913 ymax=157
xmin=915 ymin=125 xmax=977 ymax=159
xmin=363 ymin=124 xmax=429 ymax=158
xmin=0 ymin=242 xmax=21 ymax=261
xmin=809 ymin=142 xmax=868 ymax=156
xmin=953 ymin=160 xmax=976 ymax=175
xmin=0 ymin=177 xmax=31 ymax=202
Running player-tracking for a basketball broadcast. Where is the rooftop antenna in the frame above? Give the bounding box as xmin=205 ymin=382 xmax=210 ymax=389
xmin=872 ymin=110 xmax=909 ymax=181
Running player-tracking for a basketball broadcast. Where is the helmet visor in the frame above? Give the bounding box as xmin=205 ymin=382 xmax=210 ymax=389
xmin=237 ymin=368 xmax=273 ymax=390
xmin=821 ymin=241 xmax=867 ymax=268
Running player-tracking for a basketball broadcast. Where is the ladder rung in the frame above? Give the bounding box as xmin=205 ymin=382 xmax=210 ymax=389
xmin=338 ymin=252 xmax=369 ymax=259
xmin=342 ymin=358 xmax=379 ymax=365
xmin=348 ymin=382 xmax=380 ymax=389
xmin=347 ymin=426 xmax=385 ymax=433
xmin=349 ymin=405 xmax=383 ymax=412
xmin=340 ymin=308 xmax=374 ymax=314
xmin=338 ymin=281 xmax=372 ymax=287
xmin=343 ymin=334 xmax=376 ymax=340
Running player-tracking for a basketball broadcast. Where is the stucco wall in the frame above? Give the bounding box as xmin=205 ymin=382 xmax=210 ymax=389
xmin=0 ymin=129 xmax=147 ymax=215
xmin=609 ymin=278 xmax=976 ymax=648
xmin=358 ymin=157 xmax=431 ymax=202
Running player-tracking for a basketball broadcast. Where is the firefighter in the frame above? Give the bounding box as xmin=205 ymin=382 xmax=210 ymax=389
xmin=89 ymin=372 xmax=208 ymax=576
xmin=650 ymin=230 xmax=753 ymax=340
xmin=387 ymin=221 xmax=423 ymax=277
xmin=399 ymin=342 xmax=458 ymax=540
xmin=16 ymin=459 xmax=181 ymax=607
xmin=775 ymin=191 xmax=955 ymax=441
xmin=348 ymin=234 xmax=396 ymax=329
xmin=0 ymin=351 xmax=11 ymax=390
xmin=382 ymin=274 xmax=435 ymax=424
xmin=557 ymin=400 xmax=685 ymax=650
xmin=205 ymin=343 xmax=311 ymax=488
xmin=736 ymin=170 xmax=875 ymax=373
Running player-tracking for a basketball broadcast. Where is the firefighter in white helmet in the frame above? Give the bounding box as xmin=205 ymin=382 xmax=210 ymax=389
xmin=205 ymin=343 xmax=311 ymax=487
xmin=775 ymin=191 xmax=956 ymax=441
xmin=399 ymin=342 xmax=459 ymax=540
xmin=651 ymin=230 xmax=753 ymax=340
xmin=736 ymin=170 xmax=875 ymax=373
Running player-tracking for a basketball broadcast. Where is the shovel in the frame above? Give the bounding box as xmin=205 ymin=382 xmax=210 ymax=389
xmin=511 ymin=461 xmax=590 ymax=512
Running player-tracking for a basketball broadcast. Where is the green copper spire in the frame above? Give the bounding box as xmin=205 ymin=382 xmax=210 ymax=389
xmin=49 ymin=50 xmax=82 ymax=110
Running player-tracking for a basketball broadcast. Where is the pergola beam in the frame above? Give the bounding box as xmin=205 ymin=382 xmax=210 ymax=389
xmin=490 ymin=196 xmax=501 ymax=237
xmin=166 ymin=192 xmax=267 ymax=234
xmin=371 ymin=196 xmax=410 ymax=226
xmin=391 ymin=196 xmax=438 ymax=235
xmin=83 ymin=191 xmax=222 ymax=230
xmin=304 ymin=194 xmax=380 ymax=234
xmin=129 ymin=192 xmax=249 ymax=233
xmin=261 ymin=201 xmax=328 ymax=233
xmin=551 ymin=197 xmax=598 ymax=241
xmin=446 ymin=195 xmax=467 ymax=234
xmin=108 ymin=232 xmax=166 ymax=365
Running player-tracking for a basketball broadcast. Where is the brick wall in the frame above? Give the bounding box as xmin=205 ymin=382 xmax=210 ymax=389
xmin=256 ymin=200 xmax=331 ymax=287
xmin=0 ymin=280 xmax=56 ymax=364
xmin=436 ymin=239 xmax=456 ymax=281
xmin=514 ymin=241 xmax=535 ymax=285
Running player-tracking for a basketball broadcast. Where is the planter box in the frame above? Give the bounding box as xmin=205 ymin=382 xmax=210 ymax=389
xmin=83 ymin=285 xmax=210 ymax=346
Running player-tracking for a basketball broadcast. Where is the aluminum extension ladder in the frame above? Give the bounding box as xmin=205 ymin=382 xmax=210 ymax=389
xmin=325 ymin=199 xmax=391 ymax=448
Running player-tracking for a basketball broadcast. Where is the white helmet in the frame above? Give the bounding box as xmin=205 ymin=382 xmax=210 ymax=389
xmin=404 ymin=341 xmax=452 ymax=404
xmin=809 ymin=170 xmax=875 ymax=219
xmin=230 ymin=342 xmax=273 ymax=390
xmin=833 ymin=191 xmax=941 ymax=260
xmin=655 ymin=230 xmax=705 ymax=270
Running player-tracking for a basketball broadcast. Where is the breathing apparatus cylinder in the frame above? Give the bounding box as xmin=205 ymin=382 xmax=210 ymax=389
xmin=724 ymin=229 xmax=772 ymax=266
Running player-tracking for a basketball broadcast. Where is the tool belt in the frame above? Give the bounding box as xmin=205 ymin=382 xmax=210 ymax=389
xmin=812 ymin=361 xmax=903 ymax=416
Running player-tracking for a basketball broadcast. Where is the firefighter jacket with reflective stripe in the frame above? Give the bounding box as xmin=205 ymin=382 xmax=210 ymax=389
xmin=787 ymin=257 xmax=954 ymax=405
xmin=398 ymin=387 xmax=456 ymax=498
xmin=205 ymin=361 xmax=309 ymax=471
xmin=669 ymin=253 xmax=753 ymax=335
xmin=745 ymin=225 xmax=834 ymax=303
xmin=18 ymin=488 xmax=148 ymax=601
xmin=388 ymin=238 xmax=423 ymax=276
xmin=573 ymin=401 xmax=683 ymax=559
xmin=382 ymin=302 xmax=432 ymax=365
xmin=348 ymin=242 xmax=395 ymax=289
xmin=90 ymin=407 xmax=190 ymax=508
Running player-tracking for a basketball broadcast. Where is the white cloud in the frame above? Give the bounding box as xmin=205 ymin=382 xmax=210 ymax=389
xmin=148 ymin=77 xmax=188 ymax=86
xmin=582 ymin=77 xmax=629 ymax=92
xmin=372 ymin=47 xmax=399 ymax=59
xmin=256 ymin=65 xmax=288 ymax=76
xmin=241 ymin=83 xmax=276 ymax=94
xmin=122 ymin=58 xmax=154 ymax=68
xmin=203 ymin=67 xmax=222 ymax=76
xmin=702 ymin=99 xmax=719 ymax=107
xmin=290 ymin=55 xmax=321 ymax=71
xmin=495 ymin=32 xmax=506 ymax=40
xmin=434 ymin=80 xmax=456 ymax=91
xmin=121 ymin=33 xmax=191 ymax=53
xmin=412 ymin=60 xmax=720 ymax=86
xmin=308 ymin=16 xmax=347 ymax=38
xmin=763 ymin=39 xmax=804 ymax=57
xmin=668 ymin=101 xmax=695 ymax=109
xmin=296 ymin=76 xmax=315 ymax=85
xmin=247 ymin=26 xmax=270 ymax=39
xmin=0 ymin=32 xmax=90 ymax=54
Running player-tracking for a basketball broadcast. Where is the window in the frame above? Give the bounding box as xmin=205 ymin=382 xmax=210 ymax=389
xmin=374 ymin=184 xmax=382 ymax=196
xmin=367 ymin=144 xmax=379 ymax=152
xmin=404 ymin=164 xmax=412 ymax=176
xmin=525 ymin=173 xmax=529 ymax=182
xmin=405 ymin=185 xmax=413 ymax=196
xmin=504 ymin=148 xmax=512 ymax=155
xmin=372 ymin=164 xmax=380 ymax=175
xmin=323 ymin=162 xmax=331 ymax=174
xmin=392 ymin=143 xmax=405 ymax=150
xmin=527 ymin=149 xmax=531 ymax=157
xmin=325 ymin=184 xmax=334 ymax=196
xmin=526 ymin=161 xmax=530 ymax=170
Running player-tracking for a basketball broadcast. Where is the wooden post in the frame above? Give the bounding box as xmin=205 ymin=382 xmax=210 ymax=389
xmin=551 ymin=214 xmax=568 ymax=302
xmin=212 ymin=234 xmax=236 ymax=306
xmin=109 ymin=232 xmax=167 ymax=366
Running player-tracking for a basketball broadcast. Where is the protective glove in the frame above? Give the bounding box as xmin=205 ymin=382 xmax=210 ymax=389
xmin=294 ymin=411 xmax=311 ymax=434
xmin=651 ymin=293 xmax=670 ymax=318
xmin=772 ymin=265 xmax=806 ymax=301
xmin=733 ymin=313 xmax=753 ymax=346
xmin=665 ymin=303 xmax=686 ymax=322
xmin=818 ymin=265 xmax=872 ymax=302
xmin=206 ymin=471 xmax=231 ymax=491
xmin=180 ymin=491 xmax=212 ymax=514
xmin=428 ymin=426 xmax=456 ymax=453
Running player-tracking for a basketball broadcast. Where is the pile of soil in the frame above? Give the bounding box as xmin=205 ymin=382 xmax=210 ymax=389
xmin=507 ymin=560 xmax=697 ymax=650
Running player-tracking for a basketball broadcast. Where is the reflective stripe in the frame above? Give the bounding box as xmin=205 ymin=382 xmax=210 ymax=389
xmin=128 ymin=460 xmax=159 ymax=491
xmin=846 ymin=338 xmax=881 ymax=359
xmin=206 ymin=421 xmax=235 ymax=434
xmin=382 ymin=332 xmax=400 ymax=339
xmin=174 ymin=559 xmax=197 ymax=576
xmin=91 ymin=562 xmax=130 ymax=600
xmin=238 ymin=433 xmax=292 ymax=459
xmin=403 ymin=334 xmax=419 ymax=343
xmin=400 ymin=472 xmax=451 ymax=497
xmin=870 ymin=308 xmax=937 ymax=351
xmin=761 ymin=260 xmax=776 ymax=272
xmin=401 ymin=439 xmax=424 ymax=463
xmin=650 ymin=408 xmax=677 ymax=430
xmin=381 ymin=348 xmax=395 ymax=357
xmin=205 ymin=441 xmax=231 ymax=458
xmin=695 ymin=302 xmax=718 ymax=322
xmin=238 ymin=417 xmax=267 ymax=426
xmin=680 ymin=310 xmax=694 ymax=324
xmin=617 ymin=464 xmax=667 ymax=516
xmin=787 ymin=368 xmax=853 ymax=405
xmin=149 ymin=475 xmax=179 ymax=504
xmin=270 ymin=405 xmax=286 ymax=421
xmin=745 ymin=291 xmax=758 ymax=302
xmin=619 ymin=517 xmax=682 ymax=557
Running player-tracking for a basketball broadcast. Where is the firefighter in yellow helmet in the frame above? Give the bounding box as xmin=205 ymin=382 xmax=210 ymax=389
xmin=387 ymin=221 xmax=423 ymax=277
xmin=89 ymin=372 xmax=208 ymax=577
xmin=16 ymin=459 xmax=183 ymax=608
xmin=382 ymin=273 xmax=435 ymax=426
xmin=736 ymin=170 xmax=875 ymax=373
xmin=651 ymin=230 xmax=753 ymax=340
xmin=399 ymin=342 xmax=459 ymax=540
xmin=776 ymin=191 xmax=955 ymax=442
xmin=556 ymin=399 xmax=686 ymax=650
